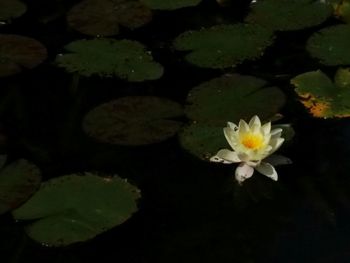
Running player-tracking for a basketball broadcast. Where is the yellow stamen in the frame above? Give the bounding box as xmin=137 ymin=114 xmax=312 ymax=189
xmin=241 ymin=133 xmax=264 ymax=150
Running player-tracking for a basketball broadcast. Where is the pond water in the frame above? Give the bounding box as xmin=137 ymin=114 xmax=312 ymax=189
xmin=1 ymin=0 xmax=350 ymax=262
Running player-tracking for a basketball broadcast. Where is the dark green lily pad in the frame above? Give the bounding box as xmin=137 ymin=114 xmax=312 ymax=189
xmin=67 ymin=0 xmax=152 ymax=37
xmin=307 ymin=24 xmax=350 ymax=66
xmin=179 ymin=122 xmax=294 ymax=161
xmin=173 ymin=24 xmax=274 ymax=68
xmin=185 ymin=74 xmax=286 ymax=126
xmin=55 ymin=39 xmax=163 ymax=81
xmin=246 ymin=0 xmax=333 ymax=31
xmin=291 ymin=68 xmax=350 ymax=118
xmin=0 ymin=35 xmax=47 ymax=77
xmin=0 ymin=158 xmax=41 ymax=215
xmin=12 ymin=173 xmax=140 ymax=246
xmin=141 ymin=0 xmax=201 ymax=10
xmin=0 ymin=0 xmax=26 ymax=22
xmin=83 ymin=96 xmax=184 ymax=145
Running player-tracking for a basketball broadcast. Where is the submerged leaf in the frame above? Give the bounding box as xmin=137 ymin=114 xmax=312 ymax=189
xmin=173 ymin=24 xmax=274 ymax=68
xmin=12 ymin=173 xmax=140 ymax=246
xmin=0 ymin=0 xmax=26 ymax=22
xmin=307 ymin=24 xmax=350 ymax=66
xmin=0 ymin=159 xmax=41 ymax=215
xmin=0 ymin=35 xmax=47 ymax=77
xmin=141 ymin=0 xmax=201 ymax=10
xmin=55 ymin=39 xmax=163 ymax=81
xmin=83 ymin=96 xmax=184 ymax=145
xmin=246 ymin=0 xmax=332 ymax=31
xmin=67 ymin=0 xmax=152 ymax=37
xmin=185 ymin=74 xmax=285 ymax=126
xmin=291 ymin=68 xmax=350 ymax=118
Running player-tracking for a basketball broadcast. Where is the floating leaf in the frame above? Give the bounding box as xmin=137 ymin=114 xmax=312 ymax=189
xmin=0 ymin=0 xmax=26 ymax=22
xmin=67 ymin=0 xmax=152 ymax=37
xmin=246 ymin=0 xmax=332 ymax=31
xmin=141 ymin=0 xmax=201 ymax=10
xmin=55 ymin=39 xmax=163 ymax=81
xmin=307 ymin=24 xmax=350 ymax=66
xmin=173 ymin=24 xmax=274 ymax=68
xmin=12 ymin=173 xmax=140 ymax=246
xmin=179 ymin=123 xmax=293 ymax=161
xmin=0 ymin=35 xmax=47 ymax=77
xmin=185 ymin=74 xmax=286 ymax=126
xmin=291 ymin=68 xmax=350 ymax=118
xmin=83 ymin=96 xmax=184 ymax=145
xmin=0 ymin=159 xmax=41 ymax=215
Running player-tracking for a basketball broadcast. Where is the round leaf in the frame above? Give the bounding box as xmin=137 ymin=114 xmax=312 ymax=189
xmin=0 ymin=0 xmax=26 ymax=22
xmin=55 ymin=39 xmax=163 ymax=81
xmin=0 ymin=159 xmax=41 ymax=215
xmin=12 ymin=173 xmax=140 ymax=246
xmin=0 ymin=35 xmax=47 ymax=77
xmin=83 ymin=96 xmax=184 ymax=145
xmin=246 ymin=0 xmax=333 ymax=31
xmin=141 ymin=0 xmax=201 ymax=10
xmin=307 ymin=24 xmax=350 ymax=66
xmin=291 ymin=69 xmax=350 ymax=118
xmin=67 ymin=0 xmax=152 ymax=37
xmin=173 ymin=24 xmax=274 ymax=68
xmin=185 ymin=74 xmax=286 ymax=126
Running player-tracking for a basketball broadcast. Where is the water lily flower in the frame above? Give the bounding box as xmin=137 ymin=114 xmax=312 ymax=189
xmin=210 ymin=115 xmax=291 ymax=184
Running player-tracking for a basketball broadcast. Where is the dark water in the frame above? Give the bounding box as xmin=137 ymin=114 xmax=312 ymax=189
xmin=2 ymin=0 xmax=350 ymax=262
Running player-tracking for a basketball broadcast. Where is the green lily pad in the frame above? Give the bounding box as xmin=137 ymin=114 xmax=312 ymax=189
xmin=83 ymin=96 xmax=184 ymax=145
xmin=185 ymin=74 xmax=286 ymax=126
xmin=0 ymin=0 xmax=26 ymax=22
xmin=67 ymin=0 xmax=152 ymax=37
xmin=55 ymin=39 xmax=163 ymax=81
xmin=291 ymin=68 xmax=350 ymax=118
xmin=246 ymin=0 xmax=333 ymax=31
xmin=0 ymin=35 xmax=47 ymax=77
xmin=179 ymin=122 xmax=294 ymax=161
xmin=307 ymin=24 xmax=350 ymax=66
xmin=12 ymin=173 xmax=140 ymax=246
xmin=173 ymin=24 xmax=274 ymax=68
xmin=0 ymin=158 xmax=41 ymax=215
xmin=141 ymin=0 xmax=201 ymax=10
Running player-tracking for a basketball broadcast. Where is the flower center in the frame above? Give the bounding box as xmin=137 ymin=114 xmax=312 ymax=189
xmin=241 ymin=133 xmax=264 ymax=150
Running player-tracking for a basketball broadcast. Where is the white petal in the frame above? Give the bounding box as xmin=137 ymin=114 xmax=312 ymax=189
xmin=237 ymin=152 xmax=250 ymax=162
xmin=211 ymin=149 xmax=240 ymax=163
xmin=223 ymin=127 xmax=238 ymax=151
xmin=261 ymin=122 xmax=271 ymax=135
xmin=269 ymin=138 xmax=285 ymax=153
xmin=270 ymin=128 xmax=282 ymax=138
xmin=248 ymin=115 xmax=261 ymax=132
xmin=255 ymin=162 xmax=278 ymax=181
xmin=238 ymin=119 xmax=250 ymax=136
xmin=235 ymin=163 xmax=254 ymax=184
xmin=264 ymin=155 xmax=292 ymax=166
xmin=227 ymin=122 xmax=238 ymax=131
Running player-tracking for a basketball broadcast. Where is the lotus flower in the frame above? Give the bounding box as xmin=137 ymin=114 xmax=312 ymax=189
xmin=210 ymin=115 xmax=291 ymax=184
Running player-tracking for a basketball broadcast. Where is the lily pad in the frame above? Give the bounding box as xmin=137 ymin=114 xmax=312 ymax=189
xmin=0 ymin=158 xmax=41 ymax=215
xmin=12 ymin=173 xmax=140 ymax=246
xmin=141 ymin=0 xmax=201 ymax=10
xmin=0 ymin=35 xmax=47 ymax=77
xmin=67 ymin=0 xmax=152 ymax=37
xmin=0 ymin=0 xmax=26 ymax=22
xmin=173 ymin=24 xmax=274 ymax=68
xmin=179 ymin=122 xmax=294 ymax=161
xmin=291 ymin=68 xmax=350 ymax=118
xmin=246 ymin=0 xmax=333 ymax=31
xmin=55 ymin=39 xmax=163 ymax=81
xmin=307 ymin=24 xmax=350 ymax=66
xmin=83 ymin=96 xmax=184 ymax=145
xmin=185 ymin=74 xmax=286 ymax=126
